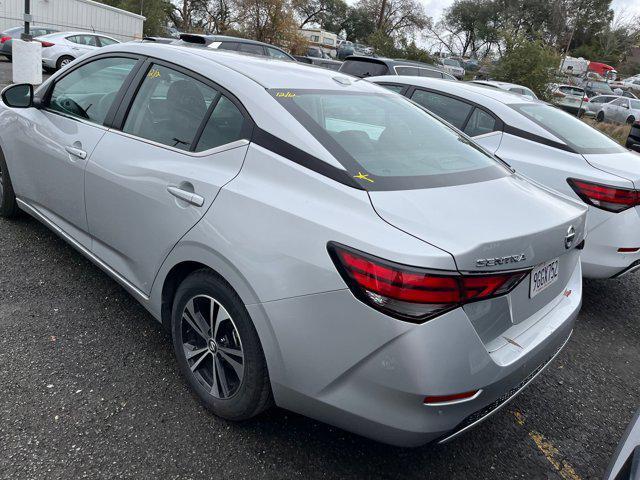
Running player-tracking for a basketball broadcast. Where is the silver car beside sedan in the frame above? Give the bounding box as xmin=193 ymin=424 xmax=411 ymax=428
xmin=0 ymin=42 xmax=587 ymax=446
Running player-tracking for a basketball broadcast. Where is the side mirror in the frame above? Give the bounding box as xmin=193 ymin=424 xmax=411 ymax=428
xmin=1 ymin=83 xmax=34 ymax=108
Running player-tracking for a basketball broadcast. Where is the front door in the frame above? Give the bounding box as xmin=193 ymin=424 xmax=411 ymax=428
xmin=8 ymin=55 xmax=139 ymax=246
xmin=85 ymin=62 xmax=252 ymax=293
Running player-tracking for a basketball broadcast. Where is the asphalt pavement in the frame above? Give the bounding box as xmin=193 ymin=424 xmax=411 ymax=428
xmin=0 ymin=59 xmax=639 ymax=479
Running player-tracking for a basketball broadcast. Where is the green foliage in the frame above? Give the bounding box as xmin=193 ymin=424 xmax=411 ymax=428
xmin=100 ymin=0 xmax=173 ymax=36
xmin=367 ymin=30 xmax=435 ymax=63
xmin=492 ymin=36 xmax=560 ymax=100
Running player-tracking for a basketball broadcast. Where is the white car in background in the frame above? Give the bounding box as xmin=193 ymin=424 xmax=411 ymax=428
xmin=547 ymin=84 xmax=589 ymax=116
xmin=596 ymin=97 xmax=640 ymax=124
xmin=370 ymin=75 xmax=640 ymax=278
xmin=622 ymin=77 xmax=640 ymax=93
xmin=35 ymin=31 xmax=120 ymax=71
xmin=439 ymin=58 xmax=465 ymax=80
xmin=471 ymin=80 xmax=538 ymax=100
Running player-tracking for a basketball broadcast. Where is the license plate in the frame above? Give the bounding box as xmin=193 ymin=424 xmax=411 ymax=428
xmin=530 ymin=258 xmax=559 ymax=298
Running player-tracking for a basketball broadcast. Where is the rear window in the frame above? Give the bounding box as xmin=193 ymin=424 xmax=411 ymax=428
xmin=511 ymin=103 xmax=626 ymax=154
xmin=559 ymin=86 xmax=584 ymax=96
xmin=339 ymin=60 xmax=388 ymax=78
xmin=271 ymin=89 xmax=507 ymax=190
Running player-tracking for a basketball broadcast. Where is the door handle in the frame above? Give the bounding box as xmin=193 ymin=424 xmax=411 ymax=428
xmin=65 ymin=146 xmax=87 ymax=160
xmin=167 ymin=186 xmax=205 ymax=207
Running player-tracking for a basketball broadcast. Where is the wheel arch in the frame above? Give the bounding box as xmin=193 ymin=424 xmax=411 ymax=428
xmin=151 ymin=242 xmax=262 ymax=331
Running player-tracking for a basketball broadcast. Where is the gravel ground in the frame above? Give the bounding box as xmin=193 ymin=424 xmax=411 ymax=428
xmin=0 ymin=59 xmax=639 ymax=480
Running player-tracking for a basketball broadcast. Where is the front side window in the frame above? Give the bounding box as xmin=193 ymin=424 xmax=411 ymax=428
xmin=71 ymin=35 xmax=98 ymax=46
xmin=464 ymin=108 xmax=496 ymax=137
xmin=419 ymin=68 xmax=444 ymax=78
xmin=272 ymin=90 xmax=507 ymax=190
xmin=123 ymin=64 xmax=218 ymax=151
xmin=611 ymin=98 xmax=627 ymax=107
xmin=379 ymin=84 xmax=404 ymax=93
xmin=631 ymin=100 xmax=640 ymax=110
xmin=48 ymin=56 xmax=137 ymax=125
xmin=410 ymin=90 xmax=473 ymax=129
xmin=511 ymin=103 xmax=626 ymax=154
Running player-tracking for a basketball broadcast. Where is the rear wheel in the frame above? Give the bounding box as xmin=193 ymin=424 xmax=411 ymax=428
xmin=171 ymin=269 xmax=272 ymax=420
xmin=0 ymin=152 xmax=19 ymax=218
xmin=596 ymin=111 xmax=605 ymax=122
xmin=626 ymin=116 xmax=635 ymax=125
xmin=56 ymin=55 xmax=74 ymax=70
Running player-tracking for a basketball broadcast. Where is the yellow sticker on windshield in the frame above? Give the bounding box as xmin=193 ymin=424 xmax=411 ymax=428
xmin=276 ymin=92 xmax=296 ymax=98
xmin=147 ymin=68 xmax=161 ymax=79
xmin=354 ymin=172 xmax=374 ymax=183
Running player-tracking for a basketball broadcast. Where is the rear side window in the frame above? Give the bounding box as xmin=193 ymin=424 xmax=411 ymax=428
xmin=195 ymin=96 xmax=247 ymax=151
xmin=379 ymin=84 xmax=405 ymax=93
xmin=419 ymin=69 xmax=443 ymax=78
xmin=394 ymin=66 xmax=420 ymax=76
xmin=217 ymin=42 xmax=239 ymax=51
xmin=98 ymin=36 xmax=118 ymax=46
xmin=123 ymin=64 xmax=218 ymax=151
xmin=48 ymin=56 xmax=137 ymax=125
xmin=631 ymin=100 xmax=640 ymax=109
xmin=237 ymin=43 xmax=265 ymax=55
xmin=267 ymin=47 xmax=292 ymax=60
xmin=410 ymin=90 xmax=473 ymax=129
xmin=464 ymin=108 xmax=496 ymax=137
xmin=511 ymin=103 xmax=625 ymax=154
xmin=339 ymin=60 xmax=388 ymax=78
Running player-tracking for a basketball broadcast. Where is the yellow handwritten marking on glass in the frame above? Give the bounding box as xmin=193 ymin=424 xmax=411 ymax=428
xmin=147 ymin=69 xmax=161 ymax=79
xmin=354 ymin=172 xmax=374 ymax=183
xmin=276 ymin=92 xmax=296 ymax=98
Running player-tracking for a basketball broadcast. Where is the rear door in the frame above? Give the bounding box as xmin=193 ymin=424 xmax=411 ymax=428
xmin=85 ymin=60 xmax=252 ymax=294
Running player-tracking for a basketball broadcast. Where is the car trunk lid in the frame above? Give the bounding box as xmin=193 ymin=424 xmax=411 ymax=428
xmin=582 ymin=151 xmax=640 ymax=188
xmin=368 ymin=175 xmax=587 ymax=273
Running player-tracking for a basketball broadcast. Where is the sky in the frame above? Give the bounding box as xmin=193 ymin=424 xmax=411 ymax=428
xmin=420 ymin=0 xmax=640 ymax=23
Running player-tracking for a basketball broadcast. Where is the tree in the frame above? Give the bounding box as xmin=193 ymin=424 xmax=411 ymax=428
xmin=492 ymin=35 xmax=559 ymax=99
xmin=292 ymin=0 xmax=347 ymax=31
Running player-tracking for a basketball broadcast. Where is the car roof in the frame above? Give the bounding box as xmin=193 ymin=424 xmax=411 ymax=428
xmin=180 ymin=34 xmax=283 ymax=49
xmin=43 ymin=31 xmax=112 ymax=37
xmin=107 ymin=42 xmax=379 ymax=92
xmin=473 ymin=80 xmax=531 ymax=90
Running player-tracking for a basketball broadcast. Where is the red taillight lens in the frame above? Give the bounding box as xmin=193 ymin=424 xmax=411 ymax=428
xmin=583 ymin=96 xmax=589 ymax=102
xmin=39 ymin=41 xmax=55 ymax=47
xmin=328 ymin=244 xmax=528 ymax=322
xmin=0 ymin=36 xmax=10 ymax=44
xmin=568 ymin=178 xmax=639 ymax=213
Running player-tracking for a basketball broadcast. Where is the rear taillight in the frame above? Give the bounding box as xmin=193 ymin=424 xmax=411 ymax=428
xmin=568 ymin=178 xmax=639 ymax=213
xmin=0 ymin=36 xmax=10 ymax=44
xmin=39 ymin=41 xmax=55 ymax=47
xmin=328 ymin=243 xmax=529 ymax=322
xmin=583 ymin=96 xmax=589 ymax=103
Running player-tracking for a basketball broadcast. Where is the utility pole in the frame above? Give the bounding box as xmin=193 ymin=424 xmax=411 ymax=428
xmin=21 ymin=0 xmax=32 ymax=41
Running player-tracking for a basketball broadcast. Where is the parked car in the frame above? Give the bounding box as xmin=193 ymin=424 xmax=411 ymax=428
xmin=339 ymin=55 xmax=455 ymax=80
xmin=336 ymin=43 xmax=355 ymax=60
xmin=583 ymin=94 xmax=619 ymax=117
xmin=0 ymin=41 xmax=586 ymax=446
xmin=1 ymin=25 xmax=59 ymax=61
xmin=470 ymin=80 xmax=538 ymax=100
xmin=439 ymin=57 xmax=465 ymax=80
xmin=141 ymin=36 xmax=176 ymax=44
xmin=627 ymin=119 xmax=640 ymax=153
xmin=35 ymin=31 xmax=120 ymax=71
xmin=596 ymin=97 xmax=640 ymax=124
xmin=580 ymin=79 xmax=615 ymax=98
xmin=622 ymin=90 xmax=639 ymax=99
xmin=173 ymin=33 xmax=296 ymax=61
xmin=294 ymin=55 xmax=342 ymax=71
xmin=369 ymin=75 xmax=640 ymax=278
xmin=547 ymin=84 xmax=589 ymax=116
xmin=623 ymin=77 xmax=640 ymax=94
xmin=462 ymin=58 xmax=479 ymax=71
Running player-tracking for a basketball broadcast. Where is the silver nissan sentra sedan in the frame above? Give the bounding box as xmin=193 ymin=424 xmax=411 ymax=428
xmin=0 ymin=42 xmax=587 ymax=446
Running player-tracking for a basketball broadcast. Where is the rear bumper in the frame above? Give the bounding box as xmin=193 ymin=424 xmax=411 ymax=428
xmin=581 ymin=207 xmax=640 ymax=278
xmin=256 ymin=259 xmax=582 ymax=446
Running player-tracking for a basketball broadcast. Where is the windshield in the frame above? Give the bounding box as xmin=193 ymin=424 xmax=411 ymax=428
xmin=511 ymin=104 xmax=626 ymax=154
xmin=444 ymin=59 xmax=460 ymax=67
xmin=589 ymin=81 xmax=614 ymax=93
xmin=271 ymin=90 xmax=507 ymax=190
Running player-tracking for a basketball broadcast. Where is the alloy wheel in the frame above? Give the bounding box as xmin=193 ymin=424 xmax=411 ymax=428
xmin=180 ymin=295 xmax=245 ymax=399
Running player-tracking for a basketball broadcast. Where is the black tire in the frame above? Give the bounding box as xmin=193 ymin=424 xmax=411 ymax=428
xmin=626 ymin=116 xmax=635 ymax=125
xmin=596 ymin=111 xmax=605 ymax=122
xmin=43 ymin=66 xmax=55 ymax=74
xmin=0 ymin=151 xmax=19 ymax=218
xmin=56 ymin=55 xmax=74 ymax=70
xmin=171 ymin=269 xmax=272 ymax=420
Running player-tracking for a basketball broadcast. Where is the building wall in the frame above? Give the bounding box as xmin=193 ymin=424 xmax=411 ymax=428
xmin=0 ymin=0 xmax=144 ymax=41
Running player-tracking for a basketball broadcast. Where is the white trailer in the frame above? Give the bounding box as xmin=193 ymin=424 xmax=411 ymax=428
xmin=0 ymin=0 xmax=144 ymax=42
